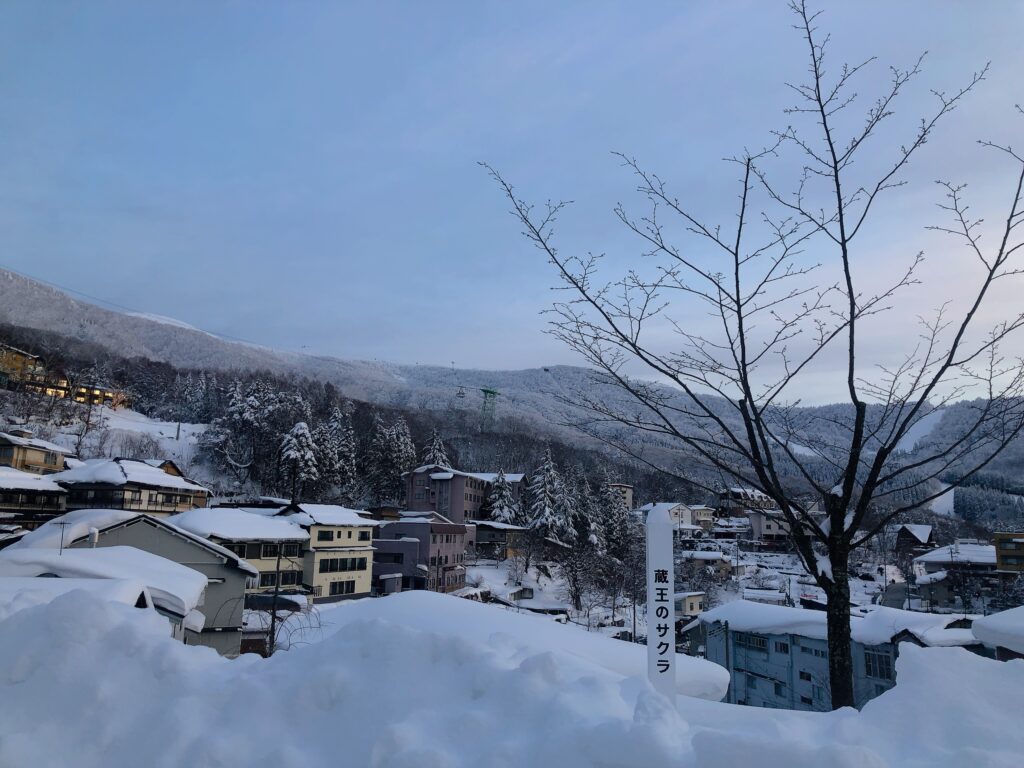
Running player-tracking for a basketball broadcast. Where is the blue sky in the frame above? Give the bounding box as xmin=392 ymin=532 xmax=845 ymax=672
xmin=1 ymin=1 xmax=1022 ymax=381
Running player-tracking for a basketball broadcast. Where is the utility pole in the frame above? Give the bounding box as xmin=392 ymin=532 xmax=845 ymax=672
xmin=267 ymin=544 xmax=284 ymax=656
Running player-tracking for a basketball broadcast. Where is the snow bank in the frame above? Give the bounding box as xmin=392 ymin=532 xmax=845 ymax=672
xmin=317 ymin=591 xmax=728 ymax=700
xmin=0 ymin=577 xmax=151 ymax=621
xmin=0 ymin=593 xmax=1022 ymax=767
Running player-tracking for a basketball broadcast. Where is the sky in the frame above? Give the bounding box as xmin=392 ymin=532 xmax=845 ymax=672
xmin=1 ymin=1 xmax=1022 ymax=398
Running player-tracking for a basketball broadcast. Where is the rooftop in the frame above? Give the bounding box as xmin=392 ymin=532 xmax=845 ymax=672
xmin=0 ymin=466 xmax=65 ymax=493
xmin=914 ymin=543 xmax=996 ymax=566
xmin=169 ymin=508 xmax=309 ymax=543
xmin=50 ymin=458 xmax=208 ymax=493
xmin=0 ymin=431 xmax=70 ymax=454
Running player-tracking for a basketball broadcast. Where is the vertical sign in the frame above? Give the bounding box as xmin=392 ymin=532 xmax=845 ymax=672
xmin=646 ymin=504 xmax=675 ymax=699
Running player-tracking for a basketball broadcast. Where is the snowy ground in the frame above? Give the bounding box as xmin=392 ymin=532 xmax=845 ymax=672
xmin=0 ymin=590 xmax=1022 ymax=767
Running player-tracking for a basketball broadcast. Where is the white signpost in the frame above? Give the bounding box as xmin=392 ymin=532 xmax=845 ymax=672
xmin=646 ymin=504 xmax=676 ymax=699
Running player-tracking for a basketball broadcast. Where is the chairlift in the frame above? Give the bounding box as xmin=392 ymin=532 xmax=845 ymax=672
xmin=456 ymin=386 xmax=466 ymax=399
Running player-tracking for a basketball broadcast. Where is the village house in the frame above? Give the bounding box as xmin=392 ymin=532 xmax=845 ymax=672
xmin=889 ymin=523 xmax=936 ymax=557
xmin=274 ymin=503 xmax=376 ymax=603
xmin=404 ymin=463 xmax=526 ymax=525
xmin=674 ymin=591 xmax=706 ymax=618
xmin=169 ymin=507 xmax=310 ymax=596
xmin=746 ymin=508 xmax=791 ymax=547
xmin=472 ymin=519 xmax=524 ymax=560
xmin=607 ymin=482 xmax=634 ymax=511
xmin=692 ymin=601 xmax=980 ymax=711
xmin=689 ymin=504 xmax=716 ymax=531
xmin=718 ymin=487 xmax=776 ymax=517
xmin=0 ymin=429 xmax=72 ymax=474
xmin=913 ymin=541 xmax=999 ymax=610
xmin=0 ymin=576 xmax=154 ymax=622
xmin=6 ymin=508 xmax=255 ymax=656
xmin=0 ymin=342 xmax=46 ymax=389
xmin=0 ymin=466 xmax=67 ymax=529
xmin=52 ymin=457 xmax=209 ymax=516
xmin=0 ymin=545 xmax=209 ymax=644
xmin=371 ymin=513 xmax=469 ymax=595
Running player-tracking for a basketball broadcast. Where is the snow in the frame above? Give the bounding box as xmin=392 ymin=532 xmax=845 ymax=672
xmin=972 ymin=606 xmax=1024 ymax=654
xmin=698 ymin=601 xmax=973 ymax=647
xmin=8 ymin=507 xmax=259 ymax=576
xmin=50 ymin=457 xmax=208 ymax=493
xmin=0 ymin=466 xmax=64 ymax=492
xmin=896 ymin=407 xmax=945 ymax=452
xmin=916 ymin=569 xmax=948 ymax=586
xmin=897 ymin=523 xmax=932 ymax=544
xmin=930 ymin=482 xmax=956 ymax=517
xmin=0 ymin=592 xmax=1022 ymax=767
xmin=474 ymin=520 xmax=526 ymax=531
xmin=677 ymin=550 xmax=727 ymax=561
xmin=0 ymin=546 xmax=207 ymax=618
xmin=170 ymin=508 xmax=309 ymax=542
xmin=0 ymin=576 xmax=151 ymax=621
xmin=914 ymin=543 xmax=996 ymax=566
xmin=285 ymin=504 xmax=375 ymax=528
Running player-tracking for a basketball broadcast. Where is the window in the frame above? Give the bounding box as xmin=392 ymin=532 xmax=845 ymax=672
xmin=261 ymin=543 xmax=279 ymax=559
xmin=259 ymin=572 xmax=277 ymax=587
xmin=746 ymin=674 xmax=757 ymax=690
xmin=280 ymin=571 xmax=300 ymax=586
xmin=774 ymin=641 xmax=789 ymax=654
xmin=734 ymin=632 xmax=768 ymax=652
xmin=774 ymin=682 xmax=785 ymax=697
xmin=800 ymin=696 xmax=812 ymax=706
xmin=317 ymin=530 xmax=334 ymax=542
xmin=319 ymin=557 xmax=368 ymax=574
xmin=799 ymin=671 xmax=812 ymax=682
xmin=864 ymin=650 xmax=893 ymax=680
xmin=359 ymin=531 xmax=370 ymax=541
xmin=347 ymin=531 xmax=352 ymax=539
xmin=283 ymin=543 xmax=301 ymax=558
xmin=329 ymin=580 xmax=356 ymax=596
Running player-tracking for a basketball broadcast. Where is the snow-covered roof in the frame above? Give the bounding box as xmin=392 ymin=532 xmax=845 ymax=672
xmin=916 ymin=569 xmax=948 ymax=586
xmin=972 ymin=606 xmax=1024 ymax=654
xmin=0 ymin=466 xmax=64 ymax=492
xmin=0 ymin=431 xmax=70 ymax=454
xmin=50 ymin=458 xmax=208 ymax=493
xmin=913 ymin=543 xmax=996 ymax=566
xmin=409 ymin=464 xmax=525 ymax=484
xmin=474 ymin=520 xmax=526 ymax=531
xmin=674 ymin=591 xmax=706 ymax=599
xmin=9 ymin=508 xmax=258 ymax=576
xmin=0 ymin=546 xmax=207 ymax=618
xmin=698 ymin=600 xmax=969 ymax=646
xmin=0 ymin=576 xmax=152 ymax=622
xmin=286 ymin=504 xmax=376 ymax=528
xmin=169 ymin=508 xmax=309 ymax=543
xmin=897 ymin=524 xmax=933 ymax=543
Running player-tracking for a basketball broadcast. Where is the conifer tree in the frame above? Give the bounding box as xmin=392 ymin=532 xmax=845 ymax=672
xmin=280 ymin=421 xmax=318 ymax=503
xmin=422 ymin=428 xmax=452 ymax=468
xmin=487 ymin=469 xmax=520 ymax=524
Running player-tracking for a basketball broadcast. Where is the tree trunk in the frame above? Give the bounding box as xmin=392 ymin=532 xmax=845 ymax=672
xmin=824 ymin=547 xmax=855 ymax=709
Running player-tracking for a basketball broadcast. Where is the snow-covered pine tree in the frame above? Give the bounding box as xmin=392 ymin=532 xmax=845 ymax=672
xmin=280 ymin=421 xmax=319 ymax=503
xmin=391 ymin=417 xmax=417 ymax=476
xmin=487 ymin=469 xmax=520 ymax=524
xmin=599 ymin=471 xmax=633 ymax=563
xmin=330 ymin=406 xmax=358 ymax=492
xmin=366 ymin=413 xmax=393 ymax=504
xmin=528 ymin=447 xmax=568 ymax=541
xmin=422 ymin=428 xmax=452 ymax=468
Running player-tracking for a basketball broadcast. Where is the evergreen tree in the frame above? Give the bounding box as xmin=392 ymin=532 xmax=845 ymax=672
xmin=422 ymin=428 xmax=452 ymax=468
xmin=366 ymin=413 xmax=394 ymax=504
xmin=280 ymin=421 xmax=319 ymax=503
xmin=599 ymin=471 xmax=634 ymax=563
xmin=528 ymin=447 xmax=570 ymax=541
xmin=487 ymin=469 xmax=520 ymax=524
xmin=391 ymin=417 xmax=417 ymax=477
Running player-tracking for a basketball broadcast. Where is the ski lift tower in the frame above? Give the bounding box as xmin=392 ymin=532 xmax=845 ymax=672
xmin=480 ymin=387 xmax=499 ymax=431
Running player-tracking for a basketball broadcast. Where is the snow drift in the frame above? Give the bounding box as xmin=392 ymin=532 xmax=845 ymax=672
xmin=0 ymin=590 xmax=1022 ymax=767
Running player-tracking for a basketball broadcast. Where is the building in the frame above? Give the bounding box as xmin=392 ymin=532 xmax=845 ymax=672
xmin=276 ymin=503 xmax=376 ymax=603
xmin=689 ymin=505 xmax=715 ymax=531
xmin=169 ymin=507 xmax=310 ymax=595
xmin=0 ymin=429 xmax=72 ymax=475
xmin=891 ymin=524 xmax=935 ymax=556
xmin=472 ymin=519 xmax=525 ymax=560
xmin=371 ymin=514 xmax=469 ymax=594
xmin=746 ymin=508 xmax=791 ymax=546
xmin=913 ymin=541 xmax=998 ymax=610
xmin=994 ymin=532 xmax=1024 ymax=575
xmin=674 ymin=591 xmax=706 ymax=618
xmin=711 ymin=516 xmax=751 ymax=541
xmin=0 ymin=576 xmax=154 ymax=622
xmin=694 ymin=600 xmax=980 ymax=711
xmin=608 ymin=483 xmax=634 ymax=511
xmin=718 ymin=487 xmax=776 ymax=516
xmin=0 ymin=466 xmax=67 ymax=529
xmin=52 ymin=457 xmax=209 ymax=516
xmin=7 ymin=508 xmax=256 ymax=656
xmin=0 ymin=343 xmax=45 ymax=388
xmin=404 ymin=464 xmax=527 ymax=524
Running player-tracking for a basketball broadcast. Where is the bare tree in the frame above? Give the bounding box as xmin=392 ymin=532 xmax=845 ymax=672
xmin=487 ymin=1 xmax=1024 ymax=708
